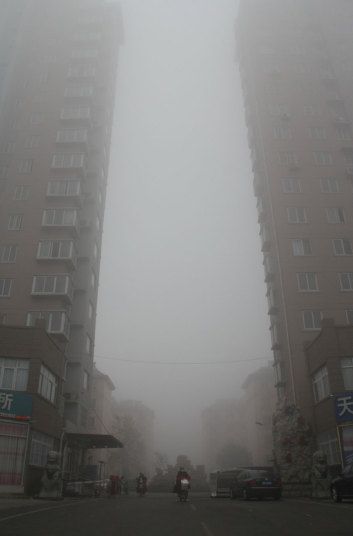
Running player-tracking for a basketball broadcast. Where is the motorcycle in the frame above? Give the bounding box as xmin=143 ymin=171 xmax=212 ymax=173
xmin=136 ymin=478 xmax=146 ymax=497
xmin=178 ymin=478 xmax=190 ymax=502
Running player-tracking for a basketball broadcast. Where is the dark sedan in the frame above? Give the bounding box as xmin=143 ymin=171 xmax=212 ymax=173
xmin=230 ymin=469 xmax=282 ymax=500
xmin=331 ymin=462 xmax=353 ymax=502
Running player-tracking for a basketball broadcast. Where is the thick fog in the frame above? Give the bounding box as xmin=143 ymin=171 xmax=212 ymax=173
xmin=95 ymin=0 xmax=271 ymax=464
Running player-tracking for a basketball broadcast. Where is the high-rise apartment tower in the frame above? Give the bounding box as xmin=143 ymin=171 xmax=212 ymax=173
xmin=236 ymin=0 xmax=353 ymax=422
xmin=0 ymin=0 xmax=123 ymax=431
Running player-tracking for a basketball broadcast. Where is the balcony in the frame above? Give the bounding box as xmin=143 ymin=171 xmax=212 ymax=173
xmin=26 ymin=311 xmax=70 ymax=341
xmin=31 ymin=275 xmax=74 ymax=303
xmin=37 ymin=240 xmax=77 ymax=269
xmin=42 ymin=209 xmax=79 ymax=236
xmin=260 ymin=225 xmax=271 ymax=252
xmin=51 ymin=154 xmax=87 ymax=178
xmin=60 ymin=107 xmax=92 ymax=126
xmin=263 ymin=255 xmax=275 ymax=282
xmin=55 ymin=129 xmax=88 ymax=150
xmin=46 ymin=180 xmax=83 ymax=207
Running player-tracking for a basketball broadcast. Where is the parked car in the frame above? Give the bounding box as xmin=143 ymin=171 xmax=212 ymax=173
xmin=331 ymin=463 xmax=353 ymax=502
xmin=230 ymin=468 xmax=282 ymax=500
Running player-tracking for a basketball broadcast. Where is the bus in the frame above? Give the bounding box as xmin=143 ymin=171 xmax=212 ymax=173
xmin=209 ymin=469 xmax=242 ymax=498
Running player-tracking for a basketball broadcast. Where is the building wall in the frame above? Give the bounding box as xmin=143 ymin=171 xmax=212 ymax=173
xmin=236 ymin=0 xmax=353 ymax=423
xmin=0 ymin=0 xmax=123 ymax=431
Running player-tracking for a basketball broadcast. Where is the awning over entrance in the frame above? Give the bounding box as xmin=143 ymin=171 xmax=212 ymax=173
xmin=66 ymin=433 xmax=123 ymax=449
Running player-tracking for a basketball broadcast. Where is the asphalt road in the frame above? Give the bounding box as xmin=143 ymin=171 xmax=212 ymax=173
xmin=0 ymin=493 xmax=353 ymax=536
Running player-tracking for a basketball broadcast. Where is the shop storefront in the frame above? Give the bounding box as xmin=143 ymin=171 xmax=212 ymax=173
xmin=335 ymin=391 xmax=353 ymax=466
xmin=0 ymin=390 xmax=32 ymax=493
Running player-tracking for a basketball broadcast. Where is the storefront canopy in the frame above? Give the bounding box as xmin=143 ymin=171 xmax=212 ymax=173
xmin=66 ymin=433 xmax=123 ymax=449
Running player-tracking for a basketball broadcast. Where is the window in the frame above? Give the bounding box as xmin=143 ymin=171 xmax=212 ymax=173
xmin=0 ymin=358 xmax=29 ymax=390
xmin=333 ymin=239 xmax=352 ymax=256
xmin=51 ymin=153 xmax=84 ymax=169
xmin=320 ymin=177 xmax=339 ymax=193
xmin=297 ymin=272 xmax=318 ymax=291
xmin=60 ymin=107 xmax=90 ymax=120
xmin=67 ymin=64 xmax=96 ymax=78
xmin=326 ymin=207 xmax=345 ymax=224
xmin=88 ymin=302 xmax=94 ymax=320
xmin=0 ymin=164 xmax=9 ymax=179
xmin=85 ymin=335 xmax=92 ymax=354
xmin=26 ymin=311 xmax=69 ymax=336
xmin=73 ymin=32 xmax=101 ymax=42
xmin=83 ymin=370 xmax=88 ymax=390
xmin=0 ymin=245 xmax=17 ymax=263
xmin=274 ymin=126 xmax=292 ymax=140
xmin=313 ymin=151 xmax=333 ymax=165
xmin=47 ymin=179 xmax=81 ymax=197
xmin=287 ymin=206 xmax=307 ymax=224
xmin=38 ymin=365 xmax=57 ymax=403
xmin=42 ymin=208 xmax=77 ymax=227
xmin=56 ymin=129 xmax=87 ymax=143
xmin=292 ymin=239 xmax=312 ymax=256
xmin=317 ymin=430 xmax=340 ymax=465
xmin=309 ymin=127 xmax=327 ymax=140
xmin=24 ymin=135 xmax=40 ymax=149
xmin=13 ymin=185 xmax=30 ymax=201
xmin=71 ymin=49 xmax=98 ymax=59
xmin=337 ymin=125 xmax=352 ymax=140
xmin=312 ymin=366 xmax=330 ymax=403
xmin=304 ymin=105 xmax=317 ymax=116
xmin=1 ymin=141 xmax=15 ymax=154
xmin=30 ymin=113 xmax=44 ymax=125
xmin=268 ymin=104 xmax=290 ymax=116
xmin=37 ymin=240 xmax=74 ymax=261
xmin=30 ymin=431 xmax=54 ymax=467
xmin=279 ymin=151 xmax=299 ymax=166
xmin=64 ymin=86 xmax=94 ymax=98
xmin=17 ymin=159 xmax=33 ymax=174
xmin=346 ymin=309 xmax=353 ymax=325
xmin=91 ymin=270 xmax=96 ymax=289
xmin=0 ymin=278 xmax=12 ymax=298
xmin=339 ymin=273 xmax=353 ymax=291
xmin=8 ymin=214 xmax=23 ymax=231
xmin=341 ymin=357 xmax=353 ymax=390
xmin=32 ymin=275 xmax=70 ymax=296
xmin=303 ymin=310 xmax=322 ymax=330
xmin=282 ymin=177 xmax=301 ymax=193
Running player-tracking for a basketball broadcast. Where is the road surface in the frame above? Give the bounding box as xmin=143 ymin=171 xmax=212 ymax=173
xmin=0 ymin=492 xmax=352 ymax=535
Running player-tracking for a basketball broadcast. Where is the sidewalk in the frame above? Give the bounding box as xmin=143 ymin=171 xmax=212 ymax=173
xmin=0 ymin=497 xmax=53 ymax=511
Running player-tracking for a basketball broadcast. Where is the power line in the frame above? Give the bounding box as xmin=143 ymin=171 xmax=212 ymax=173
xmin=94 ymin=355 xmax=272 ymax=366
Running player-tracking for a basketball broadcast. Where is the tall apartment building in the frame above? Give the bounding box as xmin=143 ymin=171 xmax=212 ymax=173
xmin=0 ymin=0 xmax=123 ymax=432
xmin=236 ymin=0 xmax=353 ymax=423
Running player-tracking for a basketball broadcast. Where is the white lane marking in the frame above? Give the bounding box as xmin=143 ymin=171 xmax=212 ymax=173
xmin=0 ymin=500 xmax=89 ymax=523
xmin=190 ymin=504 xmax=197 ymax=511
xmin=201 ymin=521 xmax=214 ymax=536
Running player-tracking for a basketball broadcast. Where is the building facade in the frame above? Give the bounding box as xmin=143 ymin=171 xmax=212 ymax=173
xmin=0 ymin=324 xmax=65 ymax=494
xmin=236 ymin=0 xmax=353 ymax=425
xmin=0 ymin=0 xmax=123 ymax=432
xmin=305 ymin=319 xmax=353 ymax=467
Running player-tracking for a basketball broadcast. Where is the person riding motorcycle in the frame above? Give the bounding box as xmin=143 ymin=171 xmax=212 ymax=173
xmin=175 ymin=467 xmax=191 ymax=493
xmin=136 ymin=472 xmax=147 ymax=495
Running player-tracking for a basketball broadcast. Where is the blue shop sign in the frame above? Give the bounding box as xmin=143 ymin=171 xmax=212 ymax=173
xmin=0 ymin=390 xmax=32 ymax=421
xmin=334 ymin=392 xmax=353 ymax=424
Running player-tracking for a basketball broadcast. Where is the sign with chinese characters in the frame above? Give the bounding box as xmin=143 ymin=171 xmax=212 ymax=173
xmin=334 ymin=392 xmax=353 ymax=424
xmin=0 ymin=390 xmax=32 ymax=421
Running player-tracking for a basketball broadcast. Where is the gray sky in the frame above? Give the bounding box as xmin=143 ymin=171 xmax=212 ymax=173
xmin=95 ymin=0 xmax=271 ymax=464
